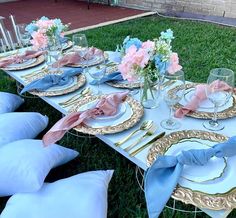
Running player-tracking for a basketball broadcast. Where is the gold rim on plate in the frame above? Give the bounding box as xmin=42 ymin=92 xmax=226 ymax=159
xmin=69 ymin=95 xmax=144 ymax=135
xmin=29 ymin=73 xmax=86 ymax=97
xmin=170 ymin=83 xmax=236 ymax=119
xmin=146 ymin=130 xmax=236 ymax=210
xmin=3 ymin=55 xmax=45 ymax=71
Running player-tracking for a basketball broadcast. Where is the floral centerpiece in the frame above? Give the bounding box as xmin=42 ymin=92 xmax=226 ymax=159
xmin=117 ymin=29 xmax=182 ymax=108
xmin=26 ymin=16 xmax=69 ymax=50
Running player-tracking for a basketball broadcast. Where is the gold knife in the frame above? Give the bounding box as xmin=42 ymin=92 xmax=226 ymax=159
xmin=129 ymin=132 xmax=165 ymax=157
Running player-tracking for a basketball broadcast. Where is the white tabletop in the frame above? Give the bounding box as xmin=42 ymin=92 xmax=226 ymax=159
xmin=2 ymin=50 xmax=235 ymax=218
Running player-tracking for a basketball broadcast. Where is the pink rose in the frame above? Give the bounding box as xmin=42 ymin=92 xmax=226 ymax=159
xmin=167 ymin=52 xmax=182 ymax=74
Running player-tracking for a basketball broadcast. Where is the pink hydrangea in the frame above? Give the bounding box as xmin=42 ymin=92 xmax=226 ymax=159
xmin=36 ymin=20 xmax=54 ymax=32
xmin=142 ymin=40 xmax=155 ymax=51
xmin=118 ymin=45 xmax=150 ymax=82
xmin=30 ymin=31 xmax=48 ymax=50
xmin=167 ymin=52 xmax=182 ymax=74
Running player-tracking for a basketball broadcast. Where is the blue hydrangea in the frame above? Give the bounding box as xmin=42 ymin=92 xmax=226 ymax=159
xmin=54 ymin=19 xmax=65 ymax=33
xmin=160 ymin=29 xmax=174 ymax=41
xmin=40 ymin=16 xmax=49 ymax=21
xmin=154 ymin=55 xmax=169 ymax=75
xmin=124 ymin=37 xmax=142 ymax=50
xmin=25 ymin=23 xmax=38 ymax=34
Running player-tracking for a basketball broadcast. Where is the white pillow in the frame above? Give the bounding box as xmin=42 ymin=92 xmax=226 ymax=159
xmin=0 ymin=92 xmax=24 ymax=114
xmin=0 ymin=139 xmax=79 ymax=196
xmin=1 ymin=170 xmax=113 ymax=218
xmin=0 ymin=112 xmax=48 ymax=146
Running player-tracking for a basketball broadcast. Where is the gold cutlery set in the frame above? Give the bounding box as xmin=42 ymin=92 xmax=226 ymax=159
xmin=115 ymin=120 xmax=165 ymax=157
xmin=59 ymin=87 xmax=92 ymax=107
xmin=21 ymin=66 xmax=48 ymax=81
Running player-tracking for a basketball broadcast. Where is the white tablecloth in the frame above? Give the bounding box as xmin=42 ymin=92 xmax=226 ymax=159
xmin=2 ymin=49 xmax=235 ymax=218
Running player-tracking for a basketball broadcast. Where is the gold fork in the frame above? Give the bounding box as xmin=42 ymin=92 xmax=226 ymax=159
xmin=21 ymin=66 xmax=47 ymax=79
xmin=124 ymin=125 xmax=157 ymax=152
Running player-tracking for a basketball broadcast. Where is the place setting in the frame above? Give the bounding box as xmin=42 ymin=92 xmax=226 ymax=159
xmin=20 ymin=68 xmax=86 ymax=97
xmin=0 ymin=50 xmax=45 ymax=71
xmin=42 ymin=91 xmax=144 ymax=146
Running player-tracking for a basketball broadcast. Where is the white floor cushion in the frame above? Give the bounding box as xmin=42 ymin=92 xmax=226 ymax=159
xmin=1 ymin=170 xmax=113 ymax=218
xmin=0 ymin=112 xmax=48 ymax=146
xmin=0 ymin=92 xmax=24 ymax=114
xmin=0 ymin=139 xmax=79 ymax=196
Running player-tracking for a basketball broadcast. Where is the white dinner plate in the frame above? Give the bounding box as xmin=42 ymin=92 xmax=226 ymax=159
xmin=78 ymin=100 xmax=131 ymax=128
xmin=8 ymin=58 xmax=37 ymax=68
xmin=165 ymin=138 xmax=227 ymax=183
xmin=184 ymin=87 xmax=232 ymax=111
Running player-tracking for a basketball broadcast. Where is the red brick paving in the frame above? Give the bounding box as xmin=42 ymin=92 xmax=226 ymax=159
xmin=0 ymin=0 xmax=145 ymax=31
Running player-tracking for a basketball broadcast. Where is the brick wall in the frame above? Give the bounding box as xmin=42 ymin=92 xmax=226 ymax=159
xmin=118 ymin=0 xmax=236 ymax=18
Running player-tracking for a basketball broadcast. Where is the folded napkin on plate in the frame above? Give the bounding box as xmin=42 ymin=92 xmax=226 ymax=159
xmin=20 ymin=68 xmax=83 ymax=94
xmin=42 ymin=91 xmax=129 ymax=146
xmin=175 ymin=80 xmax=235 ymax=118
xmin=53 ymin=47 xmax=104 ymax=68
xmin=90 ymin=72 xmax=123 ymax=85
xmin=145 ymin=136 xmax=236 ymax=218
xmin=0 ymin=50 xmax=44 ymax=68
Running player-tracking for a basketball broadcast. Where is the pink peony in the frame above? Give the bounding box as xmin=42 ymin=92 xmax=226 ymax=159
xmin=142 ymin=40 xmax=155 ymax=51
xmin=31 ymin=31 xmax=48 ymax=50
xmin=167 ymin=52 xmax=182 ymax=74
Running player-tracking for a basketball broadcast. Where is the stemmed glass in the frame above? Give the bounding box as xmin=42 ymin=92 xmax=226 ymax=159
xmin=72 ymin=34 xmax=88 ymax=57
xmin=72 ymin=33 xmax=89 ymax=72
xmin=203 ymin=68 xmax=234 ymax=131
xmin=88 ymin=64 xmax=106 ymax=95
xmin=17 ymin=24 xmax=31 ymax=47
xmin=48 ymin=38 xmax=62 ymax=73
xmin=161 ymin=70 xmax=185 ymax=130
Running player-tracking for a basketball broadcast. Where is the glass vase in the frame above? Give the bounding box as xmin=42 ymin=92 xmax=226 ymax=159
xmin=140 ymin=74 xmax=159 ymax=109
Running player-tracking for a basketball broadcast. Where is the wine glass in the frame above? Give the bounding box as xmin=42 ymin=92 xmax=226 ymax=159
xmin=161 ymin=70 xmax=185 ymax=130
xmin=72 ymin=34 xmax=88 ymax=56
xmin=88 ymin=64 xmax=106 ymax=95
xmin=17 ymin=24 xmax=31 ymax=47
xmin=203 ymin=68 xmax=234 ymax=131
xmin=72 ymin=33 xmax=89 ymax=73
xmin=48 ymin=38 xmax=62 ymax=73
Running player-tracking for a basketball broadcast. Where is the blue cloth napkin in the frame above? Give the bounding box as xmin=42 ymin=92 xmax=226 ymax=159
xmin=20 ymin=68 xmax=83 ymax=94
xmin=144 ymin=136 xmax=236 ymax=218
xmin=90 ymin=71 xmax=123 ymax=85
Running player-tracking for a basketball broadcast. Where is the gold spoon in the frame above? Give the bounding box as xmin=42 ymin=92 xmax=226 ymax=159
xmin=115 ymin=120 xmax=153 ymax=147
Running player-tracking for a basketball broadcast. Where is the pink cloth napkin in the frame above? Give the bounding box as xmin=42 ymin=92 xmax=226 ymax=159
xmin=0 ymin=50 xmax=44 ymax=68
xmin=43 ymin=91 xmax=129 ymax=146
xmin=53 ymin=47 xmax=104 ymax=68
xmin=175 ymin=80 xmax=235 ymax=118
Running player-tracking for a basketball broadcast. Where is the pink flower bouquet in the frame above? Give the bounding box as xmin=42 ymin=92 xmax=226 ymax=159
xmin=26 ymin=16 xmax=69 ymax=50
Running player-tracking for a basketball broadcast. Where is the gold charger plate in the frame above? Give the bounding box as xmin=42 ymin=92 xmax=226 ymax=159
xmin=170 ymin=83 xmax=236 ymax=119
xmin=69 ymin=95 xmax=144 ymax=135
xmin=28 ymin=72 xmax=86 ymax=97
xmin=2 ymin=55 xmax=45 ymax=71
xmin=146 ymin=130 xmax=236 ymax=210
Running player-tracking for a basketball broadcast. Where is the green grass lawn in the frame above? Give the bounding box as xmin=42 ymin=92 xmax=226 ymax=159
xmin=0 ymin=15 xmax=236 ymax=217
